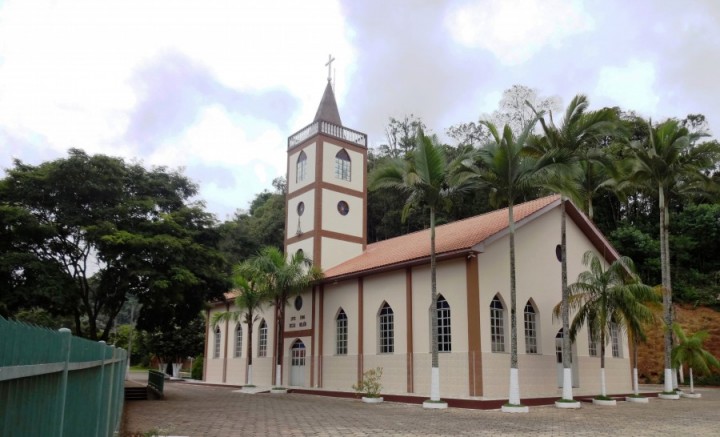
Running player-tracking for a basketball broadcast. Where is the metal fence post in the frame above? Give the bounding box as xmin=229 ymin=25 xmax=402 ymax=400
xmin=105 ymin=345 xmax=116 ymax=437
xmin=95 ymin=341 xmax=107 ymax=436
xmin=56 ymin=328 xmax=72 ymax=437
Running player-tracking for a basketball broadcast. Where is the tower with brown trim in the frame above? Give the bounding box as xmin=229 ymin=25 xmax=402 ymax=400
xmin=284 ymin=80 xmax=367 ymax=270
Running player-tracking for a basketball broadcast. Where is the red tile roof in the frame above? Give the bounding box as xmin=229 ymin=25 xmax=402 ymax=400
xmin=324 ymin=195 xmax=562 ymax=280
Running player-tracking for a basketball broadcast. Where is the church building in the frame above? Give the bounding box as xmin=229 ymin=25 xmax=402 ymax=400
xmin=203 ymin=80 xmax=633 ymax=399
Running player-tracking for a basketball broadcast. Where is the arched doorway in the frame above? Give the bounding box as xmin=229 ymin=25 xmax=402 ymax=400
xmin=289 ymin=339 xmax=306 ymax=387
xmin=555 ymin=329 xmax=579 ymax=387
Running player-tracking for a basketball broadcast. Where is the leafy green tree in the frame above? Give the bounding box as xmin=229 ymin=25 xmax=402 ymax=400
xmin=246 ymin=246 xmax=321 ymax=387
xmin=0 ymin=149 xmax=230 ymax=340
xmin=458 ymin=120 xmax=546 ymax=408
xmin=626 ymin=118 xmax=719 ymax=392
xmin=671 ymin=324 xmax=720 ymax=395
xmin=530 ymin=95 xmax=618 ymax=401
xmin=370 ymin=130 xmax=471 ymax=406
xmin=211 ymin=265 xmax=268 ymax=385
xmin=557 ymin=251 xmax=655 ymax=398
xmin=145 ymin=314 xmax=206 ymax=376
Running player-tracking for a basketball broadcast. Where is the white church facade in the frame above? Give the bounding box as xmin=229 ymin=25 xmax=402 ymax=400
xmin=203 ymin=81 xmax=633 ymax=399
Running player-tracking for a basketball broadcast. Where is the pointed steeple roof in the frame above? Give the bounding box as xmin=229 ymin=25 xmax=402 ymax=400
xmin=313 ymin=80 xmax=342 ymax=126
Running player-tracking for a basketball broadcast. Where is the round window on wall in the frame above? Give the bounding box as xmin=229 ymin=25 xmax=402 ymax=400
xmin=294 ymin=295 xmax=303 ymax=311
xmin=297 ymin=201 xmax=305 ymax=216
xmin=555 ymin=244 xmax=562 ymax=262
xmin=337 ymin=200 xmax=349 ymax=216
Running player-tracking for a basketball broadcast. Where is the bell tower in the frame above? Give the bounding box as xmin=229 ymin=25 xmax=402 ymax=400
xmin=284 ymin=77 xmax=367 ymax=271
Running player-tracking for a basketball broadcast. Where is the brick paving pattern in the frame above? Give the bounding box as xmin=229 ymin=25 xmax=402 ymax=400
xmin=123 ymin=382 xmax=720 ymax=436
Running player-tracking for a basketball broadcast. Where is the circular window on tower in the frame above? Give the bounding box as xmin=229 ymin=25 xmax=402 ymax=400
xmin=294 ymin=295 xmax=303 ymax=311
xmin=297 ymin=201 xmax=305 ymax=216
xmin=555 ymin=244 xmax=562 ymax=262
xmin=337 ymin=200 xmax=349 ymax=216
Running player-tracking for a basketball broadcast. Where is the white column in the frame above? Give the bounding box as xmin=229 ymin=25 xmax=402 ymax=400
xmin=633 ymin=368 xmax=639 ymax=395
xmin=664 ymin=368 xmax=673 ymax=392
xmin=562 ymin=368 xmax=573 ymax=400
xmin=509 ymin=368 xmax=521 ymax=405
xmin=430 ymin=367 xmax=440 ymax=401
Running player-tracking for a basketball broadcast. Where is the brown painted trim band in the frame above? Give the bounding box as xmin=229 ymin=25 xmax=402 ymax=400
xmin=284 ymin=328 xmax=314 ymax=338
xmin=318 ymin=285 xmax=324 ymax=387
xmin=466 ymin=255 xmax=482 ymax=396
xmin=313 ymin=139 xmax=323 ymax=268
xmin=310 ymin=286 xmax=316 ymax=388
xmin=286 ymin=229 xmax=364 ymax=247
xmin=405 ymin=268 xmax=414 ymax=393
xmin=222 ymin=302 xmax=230 ymax=383
xmin=357 ymin=277 xmax=364 ymax=384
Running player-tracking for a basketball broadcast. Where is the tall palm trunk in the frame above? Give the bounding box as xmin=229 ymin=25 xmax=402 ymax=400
xmin=560 ymin=197 xmax=573 ymax=400
xmin=508 ymin=200 xmax=521 ymax=405
xmin=429 ymin=207 xmax=440 ymax=401
xmin=659 ymin=186 xmax=673 ymax=392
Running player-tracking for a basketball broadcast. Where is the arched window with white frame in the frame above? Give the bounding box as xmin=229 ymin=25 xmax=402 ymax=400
xmin=523 ymin=300 xmax=538 ymax=354
xmin=296 ymin=151 xmax=307 ymax=183
xmin=436 ymin=295 xmax=451 ymax=352
xmin=336 ymin=309 xmax=348 ymax=355
xmin=334 ymin=149 xmax=351 ymax=181
xmin=490 ymin=295 xmax=506 ymax=353
xmin=610 ymin=321 xmax=622 ymax=358
xmin=213 ymin=326 xmax=221 ymax=358
xmin=234 ymin=323 xmax=242 ymax=358
xmin=378 ymin=302 xmax=394 ymax=354
xmin=258 ymin=319 xmax=268 ymax=357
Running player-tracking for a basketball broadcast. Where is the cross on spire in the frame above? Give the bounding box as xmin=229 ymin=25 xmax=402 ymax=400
xmin=325 ymin=54 xmax=335 ymax=82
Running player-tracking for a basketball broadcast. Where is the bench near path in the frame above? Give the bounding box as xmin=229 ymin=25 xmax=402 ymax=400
xmin=122 ymin=383 xmax=720 ymax=437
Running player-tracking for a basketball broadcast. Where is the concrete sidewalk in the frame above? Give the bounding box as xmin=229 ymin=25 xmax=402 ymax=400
xmin=123 ymin=383 xmax=720 ymax=436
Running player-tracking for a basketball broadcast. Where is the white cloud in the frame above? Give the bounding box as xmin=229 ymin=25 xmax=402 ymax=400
xmin=0 ymin=0 xmax=353 ymax=217
xmin=445 ymin=0 xmax=593 ymax=65
xmin=595 ymin=60 xmax=659 ymax=116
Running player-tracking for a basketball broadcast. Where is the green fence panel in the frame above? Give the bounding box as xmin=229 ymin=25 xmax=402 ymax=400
xmin=0 ymin=316 xmax=127 ymax=437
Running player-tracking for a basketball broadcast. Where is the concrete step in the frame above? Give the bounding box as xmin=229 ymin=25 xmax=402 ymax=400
xmin=125 ymin=386 xmax=148 ymax=401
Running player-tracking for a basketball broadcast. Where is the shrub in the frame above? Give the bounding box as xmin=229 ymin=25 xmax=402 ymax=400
xmin=352 ymin=367 xmax=383 ymax=398
xmin=191 ymin=354 xmax=203 ymax=380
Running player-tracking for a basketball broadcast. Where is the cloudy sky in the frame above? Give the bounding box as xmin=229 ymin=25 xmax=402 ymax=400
xmin=1 ymin=0 xmax=718 ymax=220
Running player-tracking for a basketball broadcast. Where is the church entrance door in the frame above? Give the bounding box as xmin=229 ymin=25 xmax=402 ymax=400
xmin=555 ymin=329 xmax=579 ymax=387
xmin=289 ymin=339 xmax=306 ymax=387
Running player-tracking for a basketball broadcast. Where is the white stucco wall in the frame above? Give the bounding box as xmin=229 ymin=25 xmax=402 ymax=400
xmin=477 ymin=205 xmax=631 ymax=398
xmin=320 ymin=237 xmax=363 ymax=271
xmin=287 ymin=189 xmax=315 ymax=237
xmin=321 ymin=189 xmax=363 ymax=237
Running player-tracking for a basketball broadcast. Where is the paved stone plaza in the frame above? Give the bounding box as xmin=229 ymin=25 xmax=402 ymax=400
xmin=123 ymin=382 xmax=720 ymax=436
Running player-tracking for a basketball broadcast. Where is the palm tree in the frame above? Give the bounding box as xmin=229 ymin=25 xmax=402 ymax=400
xmin=530 ymin=95 xmax=618 ymax=401
xmin=211 ymin=266 xmax=266 ymax=386
xmin=555 ymin=251 xmax=654 ymax=399
xmin=249 ymin=246 xmax=322 ymax=387
xmin=626 ymin=287 xmax=660 ymax=397
xmin=627 ymin=118 xmax=718 ymax=393
xmin=671 ymin=324 xmax=720 ymax=396
xmin=370 ymin=129 xmax=471 ymax=406
xmin=460 ymin=120 xmax=546 ymax=408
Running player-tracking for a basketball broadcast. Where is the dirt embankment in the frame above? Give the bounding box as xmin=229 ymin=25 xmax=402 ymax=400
xmin=638 ymin=305 xmax=720 ymax=383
